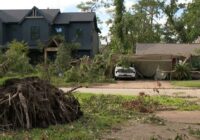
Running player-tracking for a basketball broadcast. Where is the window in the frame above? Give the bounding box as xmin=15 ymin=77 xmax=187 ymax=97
xmin=55 ymin=27 xmax=63 ymax=33
xmin=76 ymin=28 xmax=82 ymax=37
xmin=31 ymin=26 xmax=40 ymax=40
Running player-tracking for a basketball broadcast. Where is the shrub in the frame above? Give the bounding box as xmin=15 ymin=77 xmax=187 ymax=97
xmin=64 ymin=55 xmax=114 ymax=83
xmin=5 ymin=40 xmax=33 ymax=75
xmin=174 ymin=62 xmax=191 ymax=80
xmin=55 ymin=42 xmax=79 ymax=74
xmin=117 ymin=56 xmax=133 ymax=68
xmin=65 ymin=66 xmax=81 ymax=83
xmin=36 ymin=63 xmax=56 ymax=82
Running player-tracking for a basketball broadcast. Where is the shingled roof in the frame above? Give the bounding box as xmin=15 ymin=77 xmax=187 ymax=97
xmin=0 ymin=7 xmax=96 ymax=25
xmin=0 ymin=10 xmax=28 ymax=22
xmin=54 ymin=12 xmax=96 ymax=24
xmin=136 ymin=43 xmax=200 ymax=56
xmin=0 ymin=7 xmax=60 ymax=23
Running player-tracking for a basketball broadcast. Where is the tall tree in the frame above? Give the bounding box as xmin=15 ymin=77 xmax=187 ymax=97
xmin=77 ymin=0 xmax=112 ymax=12
xmin=159 ymin=0 xmax=187 ymax=43
xmin=112 ymin=0 xmax=125 ymax=44
xmin=119 ymin=0 xmax=161 ymax=52
xmin=182 ymin=0 xmax=200 ymax=42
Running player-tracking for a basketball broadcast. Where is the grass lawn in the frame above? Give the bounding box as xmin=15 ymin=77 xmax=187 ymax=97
xmin=171 ymin=80 xmax=200 ymax=88
xmin=0 ymin=75 xmax=115 ymax=87
xmin=0 ymin=93 xmax=200 ymax=140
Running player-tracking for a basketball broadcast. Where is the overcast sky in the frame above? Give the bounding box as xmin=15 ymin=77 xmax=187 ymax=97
xmin=0 ymin=0 xmax=192 ymax=42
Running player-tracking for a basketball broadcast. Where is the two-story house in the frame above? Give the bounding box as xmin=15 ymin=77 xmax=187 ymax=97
xmin=0 ymin=6 xmax=100 ymax=60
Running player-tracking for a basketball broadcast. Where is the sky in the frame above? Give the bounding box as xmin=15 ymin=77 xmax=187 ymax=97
xmin=0 ymin=0 xmax=192 ymax=43
xmin=0 ymin=0 xmax=135 ymax=38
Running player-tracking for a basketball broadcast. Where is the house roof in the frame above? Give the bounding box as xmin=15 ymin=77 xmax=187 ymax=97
xmin=0 ymin=8 xmax=60 ymax=23
xmin=0 ymin=10 xmax=28 ymax=23
xmin=54 ymin=12 xmax=96 ymax=24
xmin=0 ymin=7 xmax=96 ymax=24
xmin=136 ymin=43 xmax=200 ymax=57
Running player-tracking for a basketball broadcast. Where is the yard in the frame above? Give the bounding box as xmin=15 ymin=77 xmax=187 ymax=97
xmin=171 ymin=80 xmax=200 ymax=88
xmin=1 ymin=93 xmax=200 ymax=140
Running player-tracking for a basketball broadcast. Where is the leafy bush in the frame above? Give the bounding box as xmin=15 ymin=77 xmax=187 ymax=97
xmin=64 ymin=55 xmax=114 ymax=83
xmin=55 ymin=42 xmax=79 ymax=74
xmin=36 ymin=63 xmax=56 ymax=82
xmin=5 ymin=40 xmax=33 ymax=75
xmin=191 ymin=56 xmax=200 ymax=70
xmin=65 ymin=66 xmax=81 ymax=83
xmin=174 ymin=62 xmax=191 ymax=80
xmin=117 ymin=56 xmax=133 ymax=67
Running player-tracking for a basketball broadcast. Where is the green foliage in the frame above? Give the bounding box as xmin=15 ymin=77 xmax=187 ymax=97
xmin=111 ymin=0 xmax=125 ymax=51
xmin=0 ymin=94 xmax=139 ymax=140
xmin=182 ymin=0 xmax=200 ymax=43
xmin=0 ymin=94 xmax=199 ymax=139
xmin=171 ymin=80 xmax=200 ymax=88
xmin=77 ymin=0 xmax=103 ymax=12
xmin=191 ymin=56 xmax=200 ymax=70
xmin=65 ymin=66 xmax=81 ymax=83
xmin=117 ymin=56 xmax=133 ymax=67
xmin=36 ymin=63 xmax=56 ymax=82
xmin=174 ymin=62 xmax=191 ymax=80
xmin=55 ymin=44 xmax=71 ymax=73
xmin=65 ymin=54 xmax=114 ymax=83
xmin=55 ymin=42 xmax=79 ymax=73
xmin=5 ymin=40 xmax=33 ymax=75
xmin=189 ymin=128 xmax=200 ymax=138
xmin=111 ymin=0 xmax=162 ymax=53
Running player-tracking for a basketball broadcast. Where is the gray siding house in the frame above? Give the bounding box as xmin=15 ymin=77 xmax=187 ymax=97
xmin=0 ymin=6 xmax=100 ymax=59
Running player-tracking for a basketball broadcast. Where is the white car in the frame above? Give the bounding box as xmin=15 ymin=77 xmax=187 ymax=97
xmin=114 ymin=66 xmax=136 ymax=80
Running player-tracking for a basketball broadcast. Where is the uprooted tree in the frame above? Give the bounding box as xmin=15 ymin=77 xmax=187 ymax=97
xmin=0 ymin=77 xmax=83 ymax=130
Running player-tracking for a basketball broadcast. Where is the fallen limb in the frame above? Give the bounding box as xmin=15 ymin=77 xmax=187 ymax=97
xmin=64 ymin=86 xmax=82 ymax=95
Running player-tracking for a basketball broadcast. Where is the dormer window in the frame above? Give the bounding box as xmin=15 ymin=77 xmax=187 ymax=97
xmin=27 ymin=7 xmax=42 ymax=17
xmin=32 ymin=8 xmax=37 ymax=16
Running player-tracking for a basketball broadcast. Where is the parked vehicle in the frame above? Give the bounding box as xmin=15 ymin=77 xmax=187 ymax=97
xmin=114 ymin=66 xmax=136 ymax=80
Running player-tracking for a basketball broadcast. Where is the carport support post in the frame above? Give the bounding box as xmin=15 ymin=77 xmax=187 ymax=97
xmin=44 ymin=49 xmax=47 ymax=64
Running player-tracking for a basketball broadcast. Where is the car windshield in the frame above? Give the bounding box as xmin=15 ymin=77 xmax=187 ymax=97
xmin=117 ymin=68 xmax=134 ymax=73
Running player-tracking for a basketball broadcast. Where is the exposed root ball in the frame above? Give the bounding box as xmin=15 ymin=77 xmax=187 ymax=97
xmin=0 ymin=77 xmax=83 ymax=130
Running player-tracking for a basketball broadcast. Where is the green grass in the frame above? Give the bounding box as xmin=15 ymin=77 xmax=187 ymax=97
xmin=0 ymin=74 xmax=38 ymax=86
xmin=1 ymin=94 xmax=200 ymax=140
xmin=189 ymin=128 xmax=200 ymax=138
xmin=171 ymin=80 xmax=200 ymax=88
xmin=0 ymin=75 xmax=115 ymax=87
xmin=51 ymin=76 xmax=115 ymax=87
xmin=0 ymin=94 xmax=140 ymax=140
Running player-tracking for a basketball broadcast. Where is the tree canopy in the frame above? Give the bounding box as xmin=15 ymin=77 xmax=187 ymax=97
xmin=77 ymin=0 xmax=200 ymax=53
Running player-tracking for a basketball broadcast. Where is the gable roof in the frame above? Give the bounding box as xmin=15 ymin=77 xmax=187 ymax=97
xmin=136 ymin=43 xmax=200 ymax=57
xmin=0 ymin=10 xmax=28 ymax=23
xmin=54 ymin=12 xmax=95 ymax=24
xmin=0 ymin=7 xmax=60 ymax=23
xmin=0 ymin=7 xmax=100 ymax=32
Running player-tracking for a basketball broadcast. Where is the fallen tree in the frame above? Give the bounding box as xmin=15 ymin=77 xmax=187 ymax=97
xmin=0 ymin=77 xmax=83 ymax=130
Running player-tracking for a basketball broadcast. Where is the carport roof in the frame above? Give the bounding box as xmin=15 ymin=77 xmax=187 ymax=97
xmin=136 ymin=43 xmax=200 ymax=57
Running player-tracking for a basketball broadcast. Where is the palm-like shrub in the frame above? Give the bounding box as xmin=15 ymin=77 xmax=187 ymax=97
xmin=174 ymin=62 xmax=191 ymax=80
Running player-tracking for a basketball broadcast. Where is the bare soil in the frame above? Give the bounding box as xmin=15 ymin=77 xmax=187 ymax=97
xmin=103 ymin=111 xmax=200 ymax=140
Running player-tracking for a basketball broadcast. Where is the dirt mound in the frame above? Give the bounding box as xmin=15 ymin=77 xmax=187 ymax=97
xmin=0 ymin=77 xmax=82 ymax=130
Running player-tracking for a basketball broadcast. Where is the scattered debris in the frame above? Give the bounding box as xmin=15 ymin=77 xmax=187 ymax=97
xmin=122 ymin=93 xmax=159 ymax=113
